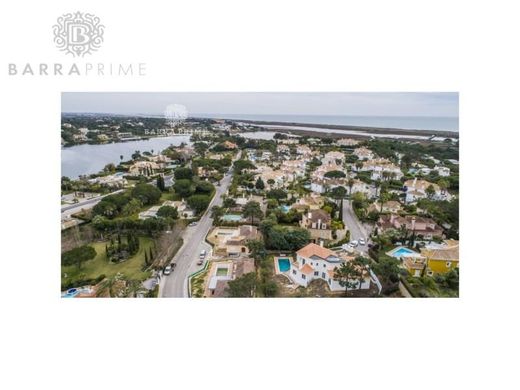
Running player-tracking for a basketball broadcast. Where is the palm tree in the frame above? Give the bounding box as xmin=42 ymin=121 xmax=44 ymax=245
xmin=379 ymin=191 xmax=390 ymax=213
xmin=373 ymin=179 xmax=381 ymax=197
xmin=347 ymin=178 xmax=355 ymax=199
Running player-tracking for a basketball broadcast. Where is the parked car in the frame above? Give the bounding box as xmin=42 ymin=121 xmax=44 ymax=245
xmin=163 ymin=265 xmax=173 ymax=275
xmin=349 ymin=240 xmax=358 ymax=247
xmin=188 ymin=222 xmax=197 ymax=227
xmin=359 ymin=238 xmax=366 ymax=245
xmin=199 ymin=249 xmax=207 ymax=259
xmin=197 ymin=259 xmax=204 ymax=266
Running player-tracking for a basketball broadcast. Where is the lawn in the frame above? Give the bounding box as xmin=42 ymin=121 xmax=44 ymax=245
xmin=61 ymin=237 xmax=154 ymax=287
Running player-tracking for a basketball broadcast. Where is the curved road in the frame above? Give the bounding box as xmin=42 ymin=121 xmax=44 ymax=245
xmin=159 ymin=170 xmax=233 ymax=297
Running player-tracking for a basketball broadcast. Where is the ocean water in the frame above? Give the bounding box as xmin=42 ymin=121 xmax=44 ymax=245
xmin=194 ymin=114 xmax=458 ymax=132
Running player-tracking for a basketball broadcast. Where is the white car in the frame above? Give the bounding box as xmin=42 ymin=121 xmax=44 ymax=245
xmin=199 ymin=250 xmax=207 ymax=259
xmin=163 ymin=265 xmax=173 ymax=275
xmin=359 ymin=238 xmax=366 ymax=245
xmin=188 ymin=222 xmax=197 ymax=227
xmin=349 ymin=240 xmax=358 ymax=247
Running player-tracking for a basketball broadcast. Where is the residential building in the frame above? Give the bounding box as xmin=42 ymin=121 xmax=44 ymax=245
xmin=421 ymin=240 xmax=459 ymax=275
xmin=337 ymin=138 xmax=359 ymax=146
xmin=323 ymin=151 xmax=345 ymax=166
xmin=300 ymin=209 xmax=333 ymax=242
xmin=404 ymin=178 xmax=450 ymax=203
xmin=288 ymin=243 xmax=371 ymax=291
xmin=209 ymin=225 xmax=260 ymax=257
xmin=353 ymin=147 xmax=374 ymax=160
xmin=377 ymin=214 xmax=444 ymax=239
xmin=206 ymin=258 xmax=256 ymax=297
xmin=368 ymin=200 xmax=402 ymax=214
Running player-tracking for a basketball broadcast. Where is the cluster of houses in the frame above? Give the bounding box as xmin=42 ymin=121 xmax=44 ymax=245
xmin=195 ymin=134 xmax=458 ymax=297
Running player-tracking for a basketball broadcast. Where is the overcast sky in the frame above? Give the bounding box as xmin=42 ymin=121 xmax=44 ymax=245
xmin=61 ymin=92 xmax=458 ymax=117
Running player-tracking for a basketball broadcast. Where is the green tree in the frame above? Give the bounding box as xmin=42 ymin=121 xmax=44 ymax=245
xmin=242 ymin=201 xmax=263 ymax=225
xmin=187 ymin=194 xmax=211 ymax=214
xmin=61 ymin=245 xmax=97 ymax=269
xmin=324 ymin=170 xmax=346 ymax=179
xmin=173 ymin=179 xmax=195 ymax=198
xmin=426 ymin=184 xmax=436 ymax=199
xmin=131 ymin=183 xmax=161 ymax=205
xmin=334 ymin=261 xmax=362 ymax=296
xmin=255 ymin=177 xmax=265 ymax=190
xmin=121 ymin=198 xmax=142 ymax=217
xmin=157 ymin=205 xmax=178 ymax=219
xmin=226 ymin=272 xmax=257 ymax=297
xmin=174 ymin=167 xmax=194 ymax=180
xmin=156 ymin=175 xmax=166 ymax=192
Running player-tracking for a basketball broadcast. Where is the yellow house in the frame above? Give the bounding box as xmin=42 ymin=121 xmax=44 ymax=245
xmin=421 ymin=240 xmax=459 ymax=276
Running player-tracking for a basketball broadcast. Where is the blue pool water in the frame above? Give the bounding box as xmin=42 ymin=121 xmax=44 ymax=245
xmin=280 ymin=205 xmax=290 ymax=213
xmin=222 ymin=214 xmax=242 ymax=222
xmin=392 ymin=248 xmax=415 ymax=257
xmin=278 ymin=258 xmax=291 ymax=272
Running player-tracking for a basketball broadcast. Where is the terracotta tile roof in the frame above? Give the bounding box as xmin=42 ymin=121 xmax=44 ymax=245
xmin=300 ymin=264 xmax=315 ymax=275
xmin=296 ymin=243 xmax=336 ymax=260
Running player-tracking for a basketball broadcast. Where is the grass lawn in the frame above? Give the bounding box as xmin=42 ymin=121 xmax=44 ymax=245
xmin=62 ymin=237 xmax=154 ymax=287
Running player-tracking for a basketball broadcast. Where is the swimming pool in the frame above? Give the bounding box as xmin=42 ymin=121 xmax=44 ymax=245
xmin=279 ymin=205 xmax=290 ymax=213
xmin=221 ymin=214 xmax=242 ymax=222
xmin=278 ymin=258 xmax=291 ymax=272
xmin=61 ymin=287 xmax=92 ymax=298
xmin=387 ymin=246 xmax=419 ymax=258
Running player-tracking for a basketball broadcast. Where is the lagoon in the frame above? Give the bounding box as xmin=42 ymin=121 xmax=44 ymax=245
xmin=61 ymin=136 xmax=191 ymax=178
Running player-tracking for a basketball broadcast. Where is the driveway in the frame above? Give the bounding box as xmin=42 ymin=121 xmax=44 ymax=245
xmin=159 ymin=171 xmax=234 ymax=297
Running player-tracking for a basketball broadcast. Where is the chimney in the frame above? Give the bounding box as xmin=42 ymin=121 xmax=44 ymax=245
xmin=318 ymin=218 xmax=322 ymax=229
xmin=308 ymin=212 xmax=312 ymax=219
xmin=319 ymin=240 xmax=324 ymax=247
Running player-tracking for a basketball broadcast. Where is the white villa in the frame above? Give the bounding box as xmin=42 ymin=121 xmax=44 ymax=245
xmin=286 ymin=243 xmax=371 ymax=292
xmin=354 ymin=158 xmax=403 ymax=181
xmin=337 ymin=138 xmax=359 ymax=146
xmin=88 ymin=173 xmax=127 ymax=188
xmin=323 ymin=151 xmax=346 ymax=166
xmin=404 ymin=178 xmax=450 ymax=204
xmin=353 ymin=147 xmax=375 ymax=160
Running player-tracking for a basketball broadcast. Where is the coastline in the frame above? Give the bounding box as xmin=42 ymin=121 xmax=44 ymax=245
xmin=230 ymin=118 xmax=459 ymax=138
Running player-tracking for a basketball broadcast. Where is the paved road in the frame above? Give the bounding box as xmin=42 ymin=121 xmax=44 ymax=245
xmin=159 ymin=171 xmax=233 ymax=297
xmin=61 ymin=189 xmax=125 ymax=218
xmin=342 ymin=200 xmax=369 ymax=253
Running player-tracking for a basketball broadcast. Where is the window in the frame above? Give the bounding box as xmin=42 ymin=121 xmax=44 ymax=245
xmin=328 ymin=279 xmax=331 ymax=284
xmin=323 ymin=264 xmax=326 ymax=268
xmin=314 ymin=271 xmax=319 ymax=276
xmin=427 ymin=271 xmax=434 ymax=277
xmin=302 ymin=274 xmax=306 ymax=280
xmin=446 ymin=261 xmax=452 ymax=268
xmin=322 ymin=272 xmax=326 ymax=279
xmin=302 ymin=259 xmax=305 ymax=265
xmin=292 ymin=270 xmax=296 ymax=275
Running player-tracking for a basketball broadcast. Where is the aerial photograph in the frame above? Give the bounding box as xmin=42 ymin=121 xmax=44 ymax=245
xmin=61 ymin=92 xmax=459 ymax=298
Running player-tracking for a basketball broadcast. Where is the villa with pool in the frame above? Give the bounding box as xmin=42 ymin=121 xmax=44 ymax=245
xmin=276 ymin=243 xmax=371 ymax=292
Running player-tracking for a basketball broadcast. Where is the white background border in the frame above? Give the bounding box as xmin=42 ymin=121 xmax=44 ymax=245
xmin=1 ymin=1 xmax=519 ymax=389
